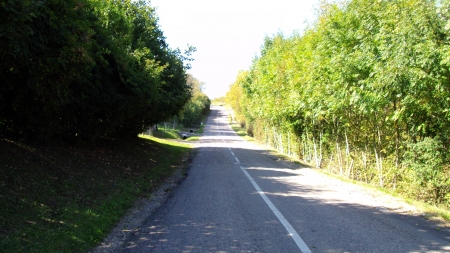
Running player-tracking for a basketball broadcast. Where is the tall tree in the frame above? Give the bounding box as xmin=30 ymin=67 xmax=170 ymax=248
xmin=0 ymin=0 xmax=193 ymax=142
xmin=227 ymin=0 xmax=450 ymax=205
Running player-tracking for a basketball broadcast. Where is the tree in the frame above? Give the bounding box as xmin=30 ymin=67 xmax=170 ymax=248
xmin=0 ymin=0 xmax=193 ymax=142
xmin=177 ymin=74 xmax=210 ymax=127
xmin=226 ymin=0 xmax=450 ymax=205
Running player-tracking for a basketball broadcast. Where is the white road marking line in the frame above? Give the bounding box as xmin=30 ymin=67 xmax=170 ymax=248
xmin=214 ymin=111 xmax=311 ymax=253
xmin=239 ymin=166 xmax=311 ymax=253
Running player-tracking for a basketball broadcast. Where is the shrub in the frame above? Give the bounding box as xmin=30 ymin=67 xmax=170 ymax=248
xmin=403 ymin=137 xmax=450 ymax=205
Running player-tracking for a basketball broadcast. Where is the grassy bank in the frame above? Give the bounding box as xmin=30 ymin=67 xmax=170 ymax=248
xmin=152 ymin=115 xmax=208 ymax=141
xmin=0 ymin=136 xmax=192 ymax=252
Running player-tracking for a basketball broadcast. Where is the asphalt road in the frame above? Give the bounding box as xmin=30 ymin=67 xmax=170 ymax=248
xmin=121 ymin=106 xmax=450 ymax=253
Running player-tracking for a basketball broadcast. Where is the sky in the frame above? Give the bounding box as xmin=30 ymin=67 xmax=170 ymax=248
xmin=150 ymin=0 xmax=321 ymax=99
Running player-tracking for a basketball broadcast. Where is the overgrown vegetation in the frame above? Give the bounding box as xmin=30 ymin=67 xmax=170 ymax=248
xmin=0 ymin=0 xmax=194 ymax=143
xmin=229 ymin=117 xmax=450 ymax=223
xmin=176 ymin=74 xmax=211 ymax=127
xmin=150 ymin=129 xmax=182 ymax=139
xmin=0 ymin=137 xmax=192 ymax=253
xmin=226 ymin=0 xmax=450 ymax=207
xmin=149 ymin=112 xmax=208 ymax=141
xmin=211 ymin=97 xmax=226 ymax=105
xmin=0 ymin=1 xmax=207 ymax=251
xmin=229 ymin=122 xmax=253 ymax=142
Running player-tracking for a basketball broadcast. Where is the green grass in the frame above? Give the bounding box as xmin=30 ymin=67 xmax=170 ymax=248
xmin=229 ymin=122 xmax=254 ymax=142
xmin=143 ymin=129 xmax=202 ymax=143
xmin=420 ymin=203 xmax=450 ymax=223
xmin=152 ymin=115 xmax=208 ymax=142
xmin=186 ymin=136 xmax=200 ymax=141
xmin=227 ymin=121 xmax=450 ymax=226
xmin=151 ymin=128 xmax=181 ymax=139
xmin=318 ymin=169 xmax=450 ymax=225
xmin=0 ymin=136 xmax=192 ymax=253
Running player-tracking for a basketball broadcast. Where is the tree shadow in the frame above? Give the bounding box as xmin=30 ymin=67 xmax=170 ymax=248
xmin=120 ymin=107 xmax=450 ymax=252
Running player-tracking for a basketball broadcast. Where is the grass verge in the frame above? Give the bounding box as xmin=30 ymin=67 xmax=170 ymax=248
xmin=0 ymin=136 xmax=192 ymax=253
xmin=317 ymin=169 xmax=450 ymax=225
xmin=152 ymin=115 xmax=208 ymax=141
xmin=227 ymin=121 xmax=450 ymax=226
xmin=151 ymin=128 xmax=181 ymax=139
xmin=229 ymin=122 xmax=254 ymax=142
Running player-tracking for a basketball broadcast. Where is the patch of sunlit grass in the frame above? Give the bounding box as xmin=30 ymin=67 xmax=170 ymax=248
xmin=315 ymin=169 xmax=450 ymax=226
xmin=186 ymin=136 xmax=200 ymax=141
xmin=229 ymin=122 xmax=254 ymax=142
xmin=148 ymin=129 xmax=181 ymax=139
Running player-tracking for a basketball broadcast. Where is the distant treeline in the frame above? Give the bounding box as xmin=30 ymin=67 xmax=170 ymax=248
xmin=177 ymin=74 xmax=211 ymax=127
xmin=227 ymin=0 xmax=450 ymax=206
xmin=0 ymin=0 xmax=194 ymax=142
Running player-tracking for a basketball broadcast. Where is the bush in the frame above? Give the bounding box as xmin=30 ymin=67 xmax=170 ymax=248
xmin=403 ymin=137 xmax=450 ymax=205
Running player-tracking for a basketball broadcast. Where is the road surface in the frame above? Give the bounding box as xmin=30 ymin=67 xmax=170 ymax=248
xmin=121 ymin=106 xmax=450 ymax=252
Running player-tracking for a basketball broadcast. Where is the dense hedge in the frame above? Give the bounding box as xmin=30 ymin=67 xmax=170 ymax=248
xmin=0 ymin=0 xmax=193 ymax=142
xmin=227 ymin=0 xmax=450 ymax=206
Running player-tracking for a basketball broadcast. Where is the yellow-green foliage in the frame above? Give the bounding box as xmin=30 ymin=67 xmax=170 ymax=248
xmin=227 ymin=0 xmax=450 ymax=207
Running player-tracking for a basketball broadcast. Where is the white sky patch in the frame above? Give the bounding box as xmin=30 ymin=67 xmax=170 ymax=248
xmin=150 ymin=0 xmax=321 ymax=99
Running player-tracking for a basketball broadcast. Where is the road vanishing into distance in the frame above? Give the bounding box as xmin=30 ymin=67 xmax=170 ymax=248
xmin=122 ymin=106 xmax=450 ymax=253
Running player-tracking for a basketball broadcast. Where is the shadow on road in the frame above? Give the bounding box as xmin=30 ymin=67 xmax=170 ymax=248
xmin=121 ymin=107 xmax=450 ymax=253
